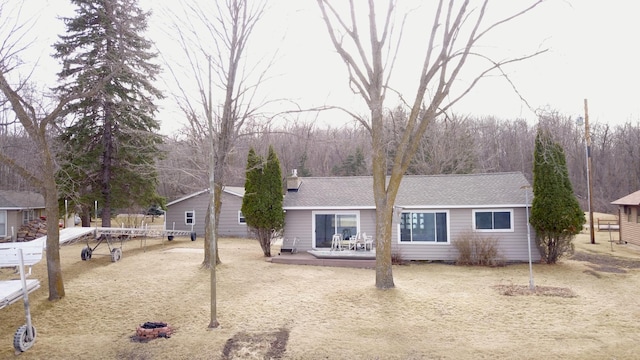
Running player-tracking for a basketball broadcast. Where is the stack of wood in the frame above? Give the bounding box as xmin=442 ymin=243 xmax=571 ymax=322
xmin=16 ymin=219 xmax=48 ymax=242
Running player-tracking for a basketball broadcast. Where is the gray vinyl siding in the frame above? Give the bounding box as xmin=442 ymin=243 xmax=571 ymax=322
xmin=359 ymin=209 xmax=376 ymax=241
xmin=166 ymin=191 xmax=248 ymax=238
xmin=7 ymin=210 xmax=19 ymax=237
xmin=282 ymin=210 xmax=312 ymax=250
xmin=495 ymin=207 xmax=539 ymax=262
xmin=165 ymin=192 xmax=208 ymax=236
xmin=390 ymin=207 xmax=540 ymax=262
xmin=217 ymin=193 xmax=248 ymax=238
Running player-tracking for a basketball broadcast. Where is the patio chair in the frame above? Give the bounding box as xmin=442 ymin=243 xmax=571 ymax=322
xmin=348 ymin=233 xmax=359 ymax=251
xmin=331 ymin=234 xmax=342 ymax=250
xmin=362 ymin=232 xmax=374 ymax=251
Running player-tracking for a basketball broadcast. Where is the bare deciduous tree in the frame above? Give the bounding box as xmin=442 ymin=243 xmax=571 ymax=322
xmin=317 ymin=0 xmax=545 ymax=288
xmin=0 ymin=1 xmax=116 ymax=300
xmin=162 ymin=0 xmax=275 ymax=271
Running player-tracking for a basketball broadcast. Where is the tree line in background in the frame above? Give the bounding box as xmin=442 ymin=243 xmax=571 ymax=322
xmin=2 ymin=105 xmax=638 ymax=217
xmin=149 ymin=109 xmax=640 ymax=216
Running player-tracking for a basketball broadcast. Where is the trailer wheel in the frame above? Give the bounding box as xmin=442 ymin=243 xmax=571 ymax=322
xmin=190 ymin=232 xmax=196 ymax=241
xmin=167 ymin=235 xmax=174 ymax=241
xmin=81 ymin=247 xmax=92 ymax=261
xmin=13 ymin=324 xmax=36 ymax=352
xmin=110 ymin=248 xmax=122 ymax=262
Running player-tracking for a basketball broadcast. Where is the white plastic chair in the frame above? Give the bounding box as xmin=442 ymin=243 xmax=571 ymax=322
xmin=348 ymin=233 xmax=359 ymax=251
xmin=331 ymin=234 xmax=342 ymax=250
xmin=362 ymin=232 xmax=374 ymax=251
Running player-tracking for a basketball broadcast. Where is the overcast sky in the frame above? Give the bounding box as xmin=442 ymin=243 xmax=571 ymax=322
xmin=16 ymin=1 xmax=640 ymax=134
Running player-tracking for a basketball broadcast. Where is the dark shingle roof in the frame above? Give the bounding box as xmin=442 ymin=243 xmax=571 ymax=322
xmin=166 ymin=186 xmax=245 ymax=207
xmin=0 ymin=190 xmax=45 ymax=209
xmin=283 ymin=172 xmax=531 ymax=209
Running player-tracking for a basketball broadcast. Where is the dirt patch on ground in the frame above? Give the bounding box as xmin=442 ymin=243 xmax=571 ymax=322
xmin=570 ymin=251 xmax=640 ymax=274
xmin=493 ymin=284 xmax=577 ymax=298
xmin=222 ymin=328 xmax=289 ymax=359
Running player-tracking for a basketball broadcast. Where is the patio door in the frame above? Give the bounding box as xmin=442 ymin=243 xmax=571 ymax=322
xmin=314 ymin=213 xmax=358 ymax=248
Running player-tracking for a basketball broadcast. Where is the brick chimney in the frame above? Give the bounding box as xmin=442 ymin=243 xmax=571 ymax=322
xmin=286 ymin=169 xmax=301 ymax=192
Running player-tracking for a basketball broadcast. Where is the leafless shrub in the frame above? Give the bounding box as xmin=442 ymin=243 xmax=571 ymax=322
xmin=391 ymin=250 xmax=405 ymax=265
xmin=453 ymin=231 xmax=504 ymax=266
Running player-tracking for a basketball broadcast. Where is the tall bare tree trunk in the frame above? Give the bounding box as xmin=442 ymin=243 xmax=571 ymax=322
xmin=42 ymin=153 xmax=65 ymax=300
xmin=317 ymin=0 xmax=545 ymax=289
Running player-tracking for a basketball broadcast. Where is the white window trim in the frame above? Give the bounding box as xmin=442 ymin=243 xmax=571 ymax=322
xmin=472 ymin=209 xmax=514 ymax=232
xmin=0 ymin=210 xmax=6 ymax=237
xmin=396 ymin=210 xmax=450 ymax=244
xmin=185 ymin=210 xmax=195 ymax=225
xmin=311 ymin=211 xmax=360 ymax=248
xmin=238 ymin=211 xmax=246 ymax=225
xmin=22 ymin=209 xmax=35 ymax=224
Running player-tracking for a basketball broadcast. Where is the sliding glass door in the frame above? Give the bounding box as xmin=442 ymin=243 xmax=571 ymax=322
xmin=314 ymin=212 xmax=358 ymax=248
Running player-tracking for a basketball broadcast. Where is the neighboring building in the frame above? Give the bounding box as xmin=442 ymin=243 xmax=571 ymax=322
xmin=282 ymin=172 xmax=539 ymax=262
xmin=611 ymin=190 xmax=640 ymax=246
xmin=0 ymin=190 xmax=45 ymax=241
xmin=165 ymin=186 xmax=248 ymax=238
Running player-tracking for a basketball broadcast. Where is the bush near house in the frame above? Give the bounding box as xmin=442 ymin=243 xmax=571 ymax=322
xmin=453 ymin=231 xmax=505 ymax=266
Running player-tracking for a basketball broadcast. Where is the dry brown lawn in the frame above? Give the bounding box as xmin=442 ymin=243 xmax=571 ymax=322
xmin=1 ymin=218 xmax=639 ymax=359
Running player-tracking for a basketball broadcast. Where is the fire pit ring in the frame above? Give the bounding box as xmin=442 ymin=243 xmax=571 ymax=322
xmin=135 ymin=322 xmax=173 ymax=340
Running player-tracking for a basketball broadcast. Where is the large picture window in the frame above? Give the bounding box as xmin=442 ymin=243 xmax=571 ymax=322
xmin=399 ymin=211 xmax=448 ymax=243
xmin=473 ymin=209 xmax=513 ymax=232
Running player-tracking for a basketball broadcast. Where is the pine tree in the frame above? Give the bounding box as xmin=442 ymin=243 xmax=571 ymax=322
xmin=332 ymin=147 xmax=367 ymax=176
xmin=297 ymin=151 xmax=312 ymax=177
xmin=53 ymin=0 xmax=164 ymax=226
xmin=241 ymin=146 xmax=284 ymax=257
xmin=530 ymin=129 xmax=585 ymax=263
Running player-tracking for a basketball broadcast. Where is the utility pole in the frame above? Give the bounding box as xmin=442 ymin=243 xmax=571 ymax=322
xmin=584 ymin=99 xmax=595 ymax=244
xmin=521 ymin=186 xmax=535 ymax=290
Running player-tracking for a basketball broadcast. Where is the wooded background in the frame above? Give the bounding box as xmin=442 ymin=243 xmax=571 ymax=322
xmin=2 ymin=107 xmax=637 ymax=215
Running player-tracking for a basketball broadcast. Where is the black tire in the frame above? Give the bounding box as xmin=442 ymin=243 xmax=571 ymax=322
xmin=110 ymin=248 xmax=122 ymax=262
xmin=190 ymin=232 xmax=196 ymax=241
xmin=167 ymin=235 xmax=174 ymax=241
xmin=81 ymin=246 xmax=92 ymax=261
xmin=13 ymin=324 xmax=36 ymax=352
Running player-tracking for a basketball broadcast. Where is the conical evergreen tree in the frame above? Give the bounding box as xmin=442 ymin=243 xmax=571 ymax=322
xmin=241 ymin=146 xmax=284 ymax=257
xmin=54 ymin=0 xmax=164 ymax=226
xmin=264 ymin=145 xmax=285 ymax=232
xmin=530 ymin=129 xmax=585 ymax=263
xmin=242 ymin=147 xmax=262 ymax=224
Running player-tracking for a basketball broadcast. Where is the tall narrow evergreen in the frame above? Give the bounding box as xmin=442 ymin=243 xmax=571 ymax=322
xmin=53 ymin=0 xmax=164 ymax=226
xmin=241 ymin=146 xmax=284 ymax=257
xmin=530 ymin=129 xmax=585 ymax=263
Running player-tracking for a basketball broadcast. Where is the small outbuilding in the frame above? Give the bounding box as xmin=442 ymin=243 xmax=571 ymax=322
xmin=611 ymin=190 xmax=640 ymax=246
xmin=165 ymin=186 xmax=248 ymax=238
xmin=0 ymin=190 xmax=45 ymax=241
